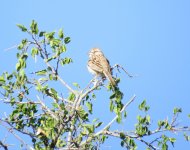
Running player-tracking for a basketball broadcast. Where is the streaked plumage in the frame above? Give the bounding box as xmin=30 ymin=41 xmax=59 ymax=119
xmin=87 ymin=48 xmax=115 ymax=86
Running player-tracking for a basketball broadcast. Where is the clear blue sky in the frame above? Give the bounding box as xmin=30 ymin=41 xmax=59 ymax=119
xmin=0 ymin=0 xmax=190 ymax=149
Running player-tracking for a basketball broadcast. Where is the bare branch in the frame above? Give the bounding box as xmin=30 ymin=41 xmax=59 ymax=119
xmin=57 ymin=75 xmax=76 ymax=94
xmin=0 ymin=121 xmax=34 ymax=150
xmin=112 ymin=64 xmax=134 ymax=78
xmin=81 ymin=79 xmax=102 ymax=100
xmin=0 ymin=119 xmax=35 ymax=138
xmin=37 ymin=96 xmax=59 ymax=121
xmin=3 ymin=44 xmax=18 ymax=51
xmin=0 ymin=141 xmax=8 ymax=150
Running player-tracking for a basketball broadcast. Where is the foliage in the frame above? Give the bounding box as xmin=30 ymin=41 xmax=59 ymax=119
xmin=0 ymin=20 xmax=190 ymax=150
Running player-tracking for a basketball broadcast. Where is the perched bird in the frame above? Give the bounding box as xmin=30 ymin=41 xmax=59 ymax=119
xmin=87 ymin=48 xmax=116 ymax=86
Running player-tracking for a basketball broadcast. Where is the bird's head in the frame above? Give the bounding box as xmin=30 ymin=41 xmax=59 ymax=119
xmin=88 ymin=48 xmax=103 ymax=59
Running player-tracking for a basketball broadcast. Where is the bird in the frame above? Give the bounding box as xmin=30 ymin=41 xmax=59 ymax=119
xmin=87 ymin=48 xmax=116 ymax=86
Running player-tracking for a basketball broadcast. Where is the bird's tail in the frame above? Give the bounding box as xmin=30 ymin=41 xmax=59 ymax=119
xmin=103 ymin=71 xmax=116 ymax=86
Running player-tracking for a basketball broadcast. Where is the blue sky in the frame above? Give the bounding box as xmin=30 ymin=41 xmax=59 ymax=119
xmin=0 ymin=0 xmax=190 ymax=149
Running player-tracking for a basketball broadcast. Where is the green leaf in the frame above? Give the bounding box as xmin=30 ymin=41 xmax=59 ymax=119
xmin=138 ymin=100 xmax=150 ymax=112
xmin=2 ymin=85 xmax=10 ymax=91
xmin=58 ymin=28 xmax=64 ymax=39
xmin=45 ymin=32 xmax=55 ymax=41
xmin=101 ymin=135 xmax=107 ymax=143
xmin=16 ymin=62 xmax=21 ymax=71
xmin=39 ymin=31 xmax=45 ymax=37
xmin=184 ymin=133 xmax=190 ymax=141
xmin=50 ymin=39 xmax=61 ymax=48
xmin=20 ymin=53 xmax=28 ymax=60
xmin=73 ymin=82 xmax=80 ymax=88
xmin=92 ymin=93 xmax=96 ymax=99
xmin=20 ymin=69 xmax=25 ymax=77
xmin=7 ymin=74 xmax=13 ymax=80
xmin=64 ymin=37 xmax=71 ymax=44
xmin=30 ymin=20 xmax=39 ymax=34
xmin=86 ymin=102 xmax=92 ymax=114
xmin=124 ymin=111 xmax=127 ymax=118
xmin=121 ymin=141 xmax=124 ymax=147
xmin=169 ymin=138 xmax=176 ymax=147
xmin=92 ymin=118 xmax=98 ymax=123
xmin=31 ymin=47 xmax=39 ymax=58
xmin=60 ymin=57 xmax=73 ymax=66
xmin=77 ymin=107 xmax=88 ymax=121
xmin=95 ymin=122 xmax=102 ymax=128
xmin=45 ymin=88 xmax=58 ymax=99
xmin=17 ymin=24 xmax=27 ymax=32
xmin=58 ymin=45 xmax=66 ymax=53
xmin=158 ymin=120 xmax=165 ymax=127
xmin=173 ymin=107 xmax=182 ymax=115
xmin=146 ymin=115 xmax=151 ymax=124
xmin=35 ymin=69 xmax=47 ymax=76
xmin=46 ymin=57 xmax=53 ymax=62
xmin=162 ymin=143 xmax=168 ymax=150
xmin=52 ymin=103 xmax=59 ymax=108
xmin=17 ymin=39 xmax=28 ymax=50
xmin=120 ymin=132 xmax=126 ymax=140
xmin=116 ymin=112 xmax=122 ymax=123
xmin=83 ymin=124 xmax=94 ymax=133
xmin=68 ymin=93 xmax=75 ymax=101
xmin=110 ymin=93 xmax=115 ymax=99
xmin=0 ymin=76 xmax=5 ymax=84
xmin=109 ymin=100 xmax=114 ymax=112
xmin=17 ymin=43 xmax=24 ymax=50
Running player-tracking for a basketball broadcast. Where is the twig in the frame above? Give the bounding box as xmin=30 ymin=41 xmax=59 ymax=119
xmin=44 ymin=60 xmax=76 ymax=94
xmin=57 ymin=75 xmax=76 ymax=94
xmin=81 ymin=77 xmax=97 ymax=93
xmin=112 ymin=64 xmax=133 ymax=78
xmin=0 ymin=119 xmax=35 ymax=138
xmin=37 ymin=96 xmax=59 ymax=121
xmin=58 ymin=96 xmax=73 ymax=104
xmin=0 ymin=121 xmax=34 ymax=150
xmin=3 ymin=44 xmax=18 ymax=51
xmin=2 ymin=100 xmax=41 ymax=105
xmin=80 ymin=79 xmax=102 ymax=100
xmin=0 ymin=141 xmax=8 ymax=150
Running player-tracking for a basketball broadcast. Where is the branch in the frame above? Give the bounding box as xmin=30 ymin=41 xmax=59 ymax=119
xmin=1 ymin=99 xmax=41 ymax=105
xmin=104 ymin=130 xmax=158 ymax=150
xmin=0 ymin=141 xmax=8 ymax=150
xmin=95 ymin=95 xmax=136 ymax=136
xmin=0 ymin=119 xmax=35 ymax=138
xmin=57 ymin=75 xmax=76 ymax=94
xmin=37 ymin=96 xmax=59 ymax=121
xmin=0 ymin=121 xmax=34 ymax=150
xmin=80 ymin=95 xmax=136 ymax=146
xmin=81 ymin=79 xmax=102 ymax=100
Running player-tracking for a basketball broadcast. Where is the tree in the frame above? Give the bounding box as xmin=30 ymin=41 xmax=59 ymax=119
xmin=0 ymin=20 xmax=189 ymax=150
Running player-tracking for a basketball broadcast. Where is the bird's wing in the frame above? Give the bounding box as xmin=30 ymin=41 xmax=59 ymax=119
xmin=88 ymin=60 xmax=103 ymax=73
xmin=98 ymin=54 xmax=112 ymax=73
